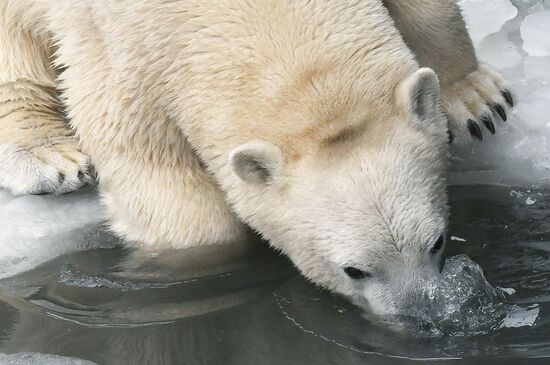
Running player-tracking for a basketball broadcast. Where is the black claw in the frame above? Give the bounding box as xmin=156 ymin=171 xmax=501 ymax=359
xmin=57 ymin=172 xmax=65 ymax=184
xmin=492 ymin=104 xmax=508 ymax=122
xmin=467 ymin=119 xmax=483 ymax=141
xmin=502 ymin=90 xmax=514 ymax=107
xmin=448 ymin=129 xmax=454 ymax=144
xmin=480 ymin=115 xmax=496 ymax=135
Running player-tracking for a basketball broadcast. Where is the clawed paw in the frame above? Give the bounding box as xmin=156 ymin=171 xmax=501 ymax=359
xmin=0 ymin=137 xmax=94 ymax=196
xmin=442 ymin=65 xmax=514 ymax=143
xmin=0 ymin=81 xmax=94 ymax=195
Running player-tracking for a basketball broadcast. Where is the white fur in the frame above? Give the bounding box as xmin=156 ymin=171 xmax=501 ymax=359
xmin=0 ymin=2 xmax=91 ymax=195
xmin=442 ymin=65 xmax=512 ymax=142
xmin=0 ymin=0 xmax=512 ymax=313
xmin=398 ymin=68 xmax=441 ymax=127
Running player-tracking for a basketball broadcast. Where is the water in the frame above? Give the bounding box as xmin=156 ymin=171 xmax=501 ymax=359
xmin=0 ymin=185 xmax=549 ymax=364
xmin=383 ymin=255 xmax=512 ymax=338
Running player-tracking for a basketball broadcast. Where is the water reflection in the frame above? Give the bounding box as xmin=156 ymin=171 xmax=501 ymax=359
xmin=0 ymin=185 xmax=549 ymax=364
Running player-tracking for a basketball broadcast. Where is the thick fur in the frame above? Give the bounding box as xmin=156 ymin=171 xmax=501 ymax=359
xmin=0 ymin=0 xmax=513 ymax=313
xmin=0 ymin=2 xmax=92 ymax=194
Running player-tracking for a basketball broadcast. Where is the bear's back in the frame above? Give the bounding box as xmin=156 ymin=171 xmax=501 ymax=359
xmin=35 ymin=0 xmax=418 ymax=159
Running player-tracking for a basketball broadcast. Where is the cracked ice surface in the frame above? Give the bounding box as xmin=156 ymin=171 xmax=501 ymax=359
xmin=451 ymin=0 xmax=550 ymax=186
xmin=0 ymin=188 xmax=115 ymax=280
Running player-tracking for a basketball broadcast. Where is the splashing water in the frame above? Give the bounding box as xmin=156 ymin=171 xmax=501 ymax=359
xmin=0 ymin=185 xmax=548 ymax=362
xmin=380 ymin=255 xmax=538 ymax=337
xmin=395 ymin=255 xmax=507 ymax=336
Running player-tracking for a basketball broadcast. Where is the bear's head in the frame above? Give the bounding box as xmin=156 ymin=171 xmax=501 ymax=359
xmin=227 ymin=68 xmax=449 ymax=315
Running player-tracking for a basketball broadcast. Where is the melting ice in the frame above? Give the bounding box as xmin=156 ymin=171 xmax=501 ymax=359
xmin=451 ymin=0 xmax=550 ymax=186
xmin=0 ymin=353 xmax=98 ymax=365
xmin=0 ymin=188 xmax=112 ymax=280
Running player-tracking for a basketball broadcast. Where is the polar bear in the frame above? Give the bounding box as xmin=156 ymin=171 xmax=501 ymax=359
xmin=0 ymin=0 xmax=513 ymax=314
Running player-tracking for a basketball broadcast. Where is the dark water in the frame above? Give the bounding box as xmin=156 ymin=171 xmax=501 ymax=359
xmin=1 ymin=185 xmax=550 ymax=365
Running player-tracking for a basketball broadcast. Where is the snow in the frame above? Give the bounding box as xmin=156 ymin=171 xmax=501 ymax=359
xmin=1 ymin=0 xmax=550 ymax=280
xmin=498 ymin=287 xmax=517 ymax=295
xmin=499 ymin=304 xmax=540 ymax=328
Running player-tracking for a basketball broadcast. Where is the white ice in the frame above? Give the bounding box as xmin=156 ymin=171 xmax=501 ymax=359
xmin=0 ymin=353 xmax=97 ymax=365
xmin=1 ymin=0 xmax=550 ymax=279
xmin=521 ymin=10 xmax=550 ymax=56
xmin=451 ymin=0 xmax=550 ymax=187
xmin=500 ymin=304 xmax=540 ymax=328
xmin=458 ymin=0 xmax=518 ymax=47
xmin=0 ymin=188 xmax=110 ymax=280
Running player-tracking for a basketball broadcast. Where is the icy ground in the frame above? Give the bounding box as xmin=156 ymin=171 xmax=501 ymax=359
xmin=0 ymin=353 xmax=97 ymax=365
xmin=0 ymin=188 xmax=113 ymax=279
xmin=452 ymin=0 xmax=550 ymax=186
xmin=0 ymin=0 xmax=549 ymax=278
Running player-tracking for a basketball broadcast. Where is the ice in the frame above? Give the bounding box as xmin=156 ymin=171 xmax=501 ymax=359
xmin=500 ymin=304 xmax=540 ymax=328
xmin=477 ymin=32 xmax=523 ymax=70
xmin=522 ymin=55 xmax=550 ymax=82
xmin=498 ymin=287 xmax=517 ymax=295
xmin=521 ymin=11 xmax=550 ymax=56
xmin=451 ymin=0 xmax=550 ymax=187
xmin=0 ymin=188 xmax=114 ymax=280
xmin=458 ymin=0 xmax=518 ymax=47
xmin=0 ymin=353 xmax=97 ymax=365
xmin=450 ymin=236 xmax=467 ymax=242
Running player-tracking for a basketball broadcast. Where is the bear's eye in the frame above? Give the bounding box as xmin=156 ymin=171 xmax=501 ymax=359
xmin=344 ymin=267 xmax=369 ymax=279
xmin=430 ymin=235 xmax=445 ymax=254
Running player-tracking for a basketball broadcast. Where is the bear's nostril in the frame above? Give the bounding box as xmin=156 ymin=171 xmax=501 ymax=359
xmin=430 ymin=235 xmax=445 ymax=254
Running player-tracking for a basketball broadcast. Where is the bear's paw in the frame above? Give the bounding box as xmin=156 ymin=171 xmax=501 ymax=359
xmin=0 ymin=133 xmax=93 ymax=196
xmin=441 ymin=65 xmax=514 ymax=143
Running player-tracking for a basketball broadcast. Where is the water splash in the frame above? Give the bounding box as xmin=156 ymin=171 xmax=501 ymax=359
xmin=383 ymin=255 xmax=539 ymax=337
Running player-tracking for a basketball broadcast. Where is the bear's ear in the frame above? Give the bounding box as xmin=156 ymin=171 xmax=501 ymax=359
xmin=398 ymin=68 xmax=441 ymax=122
xmin=229 ymin=140 xmax=284 ymax=186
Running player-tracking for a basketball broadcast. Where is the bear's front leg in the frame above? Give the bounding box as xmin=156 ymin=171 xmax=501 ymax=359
xmin=441 ymin=65 xmax=514 ymax=142
xmin=382 ymin=0 xmax=514 ymax=142
xmin=0 ymin=4 xmax=92 ymax=195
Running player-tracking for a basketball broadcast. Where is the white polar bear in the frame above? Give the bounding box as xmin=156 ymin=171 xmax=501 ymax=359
xmin=0 ymin=0 xmax=513 ymax=314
